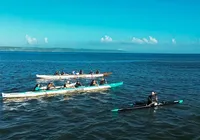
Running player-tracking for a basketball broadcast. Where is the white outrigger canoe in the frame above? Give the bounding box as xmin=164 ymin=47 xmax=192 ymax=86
xmin=36 ymin=72 xmax=112 ymax=80
xmin=2 ymin=82 xmax=123 ymax=98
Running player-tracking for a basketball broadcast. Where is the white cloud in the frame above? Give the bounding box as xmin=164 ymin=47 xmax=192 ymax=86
xmin=172 ymin=38 xmax=176 ymax=44
xmin=25 ymin=35 xmax=37 ymax=45
xmin=44 ymin=37 xmax=48 ymax=43
xmin=149 ymin=36 xmax=158 ymax=44
xmin=101 ymin=35 xmax=112 ymax=42
xmin=143 ymin=38 xmax=149 ymax=43
xmin=132 ymin=37 xmax=144 ymax=44
xmin=131 ymin=36 xmax=158 ymax=44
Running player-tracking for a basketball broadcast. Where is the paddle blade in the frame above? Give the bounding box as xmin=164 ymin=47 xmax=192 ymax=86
xmin=179 ymin=100 xmax=183 ymax=104
xmin=111 ymin=109 xmax=119 ymax=112
xmin=103 ymin=72 xmax=112 ymax=77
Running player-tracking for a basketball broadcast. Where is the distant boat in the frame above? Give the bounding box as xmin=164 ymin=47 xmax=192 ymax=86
xmin=36 ymin=72 xmax=112 ymax=80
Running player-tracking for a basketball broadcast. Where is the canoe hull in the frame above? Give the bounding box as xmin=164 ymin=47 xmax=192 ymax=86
xmin=36 ymin=72 xmax=112 ymax=80
xmin=111 ymin=100 xmax=183 ymax=112
xmin=2 ymin=82 xmax=123 ymax=98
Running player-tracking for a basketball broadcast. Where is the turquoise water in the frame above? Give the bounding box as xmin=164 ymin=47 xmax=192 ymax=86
xmin=0 ymin=52 xmax=200 ymax=139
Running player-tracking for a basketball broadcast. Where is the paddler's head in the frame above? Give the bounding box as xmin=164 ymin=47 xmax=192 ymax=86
xmin=67 ymin=81 xmax=70 ymax=84
xmin=152 ymin=91 xmax=156 ymax=95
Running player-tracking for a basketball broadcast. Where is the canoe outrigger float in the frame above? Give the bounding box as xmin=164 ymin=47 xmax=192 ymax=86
xmin=111 ymin=100 xmax=183 ymax=112
xmin=2 ymin=82 xmax=123 ymax=98
xmin=36 ymin=72 xmax=112 ymax=80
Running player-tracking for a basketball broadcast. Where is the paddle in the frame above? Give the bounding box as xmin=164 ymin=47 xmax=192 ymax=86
xmin=103 ymin=72 xmax=112 ymax=77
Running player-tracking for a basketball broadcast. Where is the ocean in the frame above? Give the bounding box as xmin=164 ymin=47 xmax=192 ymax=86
xmin=0 ymin=51 xmax=200 ymax=140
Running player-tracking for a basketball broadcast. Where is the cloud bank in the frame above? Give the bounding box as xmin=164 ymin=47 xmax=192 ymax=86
xmin=132 ymin=36 xmax=158 ymax=44
xmin=132 ymin=37 xmax=144 ymax=44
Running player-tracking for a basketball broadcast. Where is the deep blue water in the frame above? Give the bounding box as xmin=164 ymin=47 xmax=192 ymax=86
xmin=0 ymin=51 xmax=200 ymax=140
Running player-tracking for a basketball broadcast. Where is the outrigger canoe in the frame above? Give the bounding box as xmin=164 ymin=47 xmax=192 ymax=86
xmin=36 ymin=72 xmax=112 ymax=80
xmin=111 ymin=99 xmax=183 ymax=112
xmin=2 ymin=82 xmax=123 ymax=98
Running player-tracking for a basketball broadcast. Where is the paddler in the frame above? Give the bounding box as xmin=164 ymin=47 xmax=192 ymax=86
xmin=47 ymin=82 xmax=55 ymax=90
xmin=75 ymin=81 xmax=82 ymax=88
xmin=99 ymin=78 xmax=107 ymax=85
xmin=96 ymin=70 xmax=100 ymax=74
xmin=79 ymin=70 xmax=83 ymax=75
xmin=72 ymin=71 xmax=76 ymax=75
xmin=147 ymin=91 xmax=158 ymax=106
xmin=54 ymin=71 xmax=60 ymax=75
xmin=90 ymin=80 xmax=98 ymax=86
xmin=34 ymin=84 xmax=41 ymax=91
xmin=89 ymin=70 xmax=94 ymax=74
xmin=64 ymin=81 xmax=72 ymax=88
xmin=61 ymin=71 xmax=65 ymax=75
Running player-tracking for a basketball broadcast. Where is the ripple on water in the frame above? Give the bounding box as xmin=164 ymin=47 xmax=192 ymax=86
xmin=1 ymin=52 xmax=200 ymax=140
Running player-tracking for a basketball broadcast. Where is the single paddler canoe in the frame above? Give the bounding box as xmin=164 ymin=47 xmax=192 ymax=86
xmin=111 ymin=99 xmax=183 ymax=112
xmin=2 ymin=82 xmax=123 ymax=98
xmin=36 ymin=72 xmax=112 ymax=80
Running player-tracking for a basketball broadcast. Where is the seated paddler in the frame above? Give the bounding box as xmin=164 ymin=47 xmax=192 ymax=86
xmin=47 ymin=82 xmax=55 ymax=90
xmin=64 ymin=81 xmax=72 ymax=88
xmin=147 ymin=91 xmax=158 ymax=106
xmin=90 ymin=80 xmax=98 ymax=86
xmin=99 ymin=78 xmax=107 ymax=85
xmin=96 ymin=70 xmax=100 ymax=74
xmin=75 ymin=81 xmax=82 ymax=88
xmin=34 ymin=84 xmax=41 ymax=91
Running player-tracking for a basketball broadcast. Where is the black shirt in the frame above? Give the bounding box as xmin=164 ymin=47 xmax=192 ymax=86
xmin=147 ymin=94 xmax=157 ymax=105
xmin=100 ymin=79 xmax=106 ymax=85
xmin=75 ymin=83 xmax=82 ymax=88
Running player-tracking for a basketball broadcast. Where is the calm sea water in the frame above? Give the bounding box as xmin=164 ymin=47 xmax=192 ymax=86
xmin=0 ymin=51 xmax=200 ymax=140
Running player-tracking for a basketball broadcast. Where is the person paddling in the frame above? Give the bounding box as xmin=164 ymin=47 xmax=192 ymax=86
xmin=61 ymin=71 xmax=65 ymax=75
xmin=75 ymin=81 xmax=82 ymax=88
xmin=99 ymin=78 xmax=107 ymax=85
xmin=147 ymin=91 xmax=158 ymax=106
xmin=79 ymin=70 xmax=83 ymax=75
xmin=54 ymin=71 xmax=60 ymax=75
xmin=47 ymin=82 xmax=55 ymax=90
xmin=89 ymin=70 xmax=94 ymax=74
xmin=34 ymin=84 xmax=41 ymax=91
xmin=90 ymin=80 xmax=98 ymax=86
xmin=64 ymin=81 xmax=72 ymax=88
xmin=96 ymin=70 xmax=100 ymax=74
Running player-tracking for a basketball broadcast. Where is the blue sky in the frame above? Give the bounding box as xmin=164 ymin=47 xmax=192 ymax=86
xmin=0 ymin=0 xmax=200 ymax=52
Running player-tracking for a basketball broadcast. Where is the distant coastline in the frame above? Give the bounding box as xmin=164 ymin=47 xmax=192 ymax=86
xmin=0 ymin=46 xmax=125 ymax=53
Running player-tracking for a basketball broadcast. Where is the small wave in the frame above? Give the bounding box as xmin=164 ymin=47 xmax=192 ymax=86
xmin=2 ymin=102 xmax=30 ymax=111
